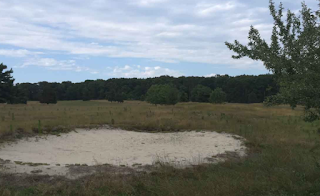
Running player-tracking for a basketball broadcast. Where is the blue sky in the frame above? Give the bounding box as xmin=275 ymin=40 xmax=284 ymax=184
xmin=0 ymin=0 xmax=318 ymax=83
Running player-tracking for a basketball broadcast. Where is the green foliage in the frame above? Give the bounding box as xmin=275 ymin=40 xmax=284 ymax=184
xmin=226 ymin=0 xmax=320 ymax=120
xmin=146 ymin=84 xmax=180 ymax=105
xmin=6 ymin=73 xmax=278 ymax=104
xmin=179 ymin=92 xmax=189 ymax=102
xmin=0 ymin=63 xmax=14 ymax=103
xmin=191 ymin=85 xmax=212 ymax=103
xmin=248 ymin=92 xmax=259 ymax=103
xmin=106 ymin=90 xmax=124 ymax=103
xmin=210 ymin=88 xmax=227 ymax=104
xmin=82 ymin=87 xmax=91 ymax=101
xmin=7 ymin=87 xmax=28 ymax=104
xmin=39 ymin=83 xmax=57 ymax=104
xmin=0 ymin=63 xmax=27 ymax=104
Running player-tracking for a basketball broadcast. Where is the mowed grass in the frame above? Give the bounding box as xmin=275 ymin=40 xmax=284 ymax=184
xmin=1 ymin=101 xmax=320 ymax=196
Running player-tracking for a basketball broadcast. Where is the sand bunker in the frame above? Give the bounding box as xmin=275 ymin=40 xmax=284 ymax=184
xmin=0 ymin=128 xmax=246 ymax=178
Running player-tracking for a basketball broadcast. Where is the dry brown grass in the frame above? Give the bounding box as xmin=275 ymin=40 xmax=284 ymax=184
xmin=0 ymin=101 xmax=320 ymax=196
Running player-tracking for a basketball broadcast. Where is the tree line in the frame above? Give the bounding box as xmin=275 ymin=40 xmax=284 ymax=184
xmin=0 ymin=63 xmax=279 ymax=104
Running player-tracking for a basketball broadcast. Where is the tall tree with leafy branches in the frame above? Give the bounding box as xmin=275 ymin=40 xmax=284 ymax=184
xmin=0 ymin=63 xmax=14 ymax=103
xmin=226 ymin=0 xmax=320 ymax=121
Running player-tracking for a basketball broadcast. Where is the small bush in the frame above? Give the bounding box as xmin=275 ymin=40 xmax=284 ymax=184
xmin=210 ymin=88 xmax=227 ymax=104
xmin=146 ymin=85 xmax=180 ymax=105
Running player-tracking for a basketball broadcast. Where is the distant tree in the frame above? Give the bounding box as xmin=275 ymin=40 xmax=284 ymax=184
xmin=248 ymin=92 xmax=259 ymax=103
xmin=16 ymin=83 xmax=40 ymax=101
xmin=82 ymin=87 xmax=91 ymax=101
xmin=179 ymin=92 xmax=189 ymax=102
xmin=39 ymin=84 xmax=57 ymax=104
xmin=0 ymin=63 xmax=27 ymax=104
xmin=7 ymin=86 xmax=28 ymax=104
xmin=191 ymin=85 xmax=212 ymax=103
xmin=0 ymin=63 xmax=14 ymax=103
xmin=10 ymin=74 xmax=278 ymax=104
xmin=66 ymin=85 xmax=81 ymax=100
xmin=106 ymin=90 xmax=116 ymax=102
xmin=165 ymin=86 xmax=180 ymax=105
xmin=115 ymin=93 xmax=124 ymax=103
xmin=210 ymin=88 xmax=227 ymax=104
xmin=226 ymin=0 xmax=320 ymax=121
xmin=146 ymin=84 xmax=180 ymax=105
xmin=106 ymin=89 xmax=124 ymax=103
xmin=98 ymin=89 xmax=106 ymax=99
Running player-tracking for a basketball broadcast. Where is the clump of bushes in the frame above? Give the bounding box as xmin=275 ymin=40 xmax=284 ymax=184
xmin=210 ymin=88 xmax=227 ymax=104
xmin=146 ymin=84 xmax=180 ymax=105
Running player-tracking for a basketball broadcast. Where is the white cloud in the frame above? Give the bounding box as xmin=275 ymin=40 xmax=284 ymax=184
xmin=0 ymin=49 xmax=42 ymax=57
xmin=22 ymin=58 xmax=60 ymax=67
xmin=21 ymin=58 xmax=97 ymax=73
xmin=196 ymin=2 xmax=239 ymax=16
xmin=205 ymin=73 xmax=217 ymax=77
xmin=131 ymin=0 xmax=168 ymax=7
xmin=0 ymin=0 xmax=316 ymax=74
xmin=108 ymin=65 xmax=182 ymax=78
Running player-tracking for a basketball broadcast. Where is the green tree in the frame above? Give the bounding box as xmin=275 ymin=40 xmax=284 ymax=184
xmin=106 ymin=89 xmax=124 ymax=103
xmin=146 ymin=84 xmax=179 ymax=105
xmin=248 ymin=92 xmax=259 ymax=104
xmin=10 ymin=74 xmax=278 ymax=104
xmin=8 ymin=86 xmax=28 ymax=104
xmin=191 ymin=85 xmax=212 ymax=103
xmin=106 ymin=89 xmax=116 ymax=102
xmin=179 ymin=92 xmax=189 ymax=102
xmin=225 ymin=0 xmax=320 ymax=121
xmin=210 ymin=88 xmax=227 ymax=104
xmin=39 ymin=84 xmax=57 ymax=104
xmin=82 ymin=87 xmax=91 ymax=101
xmin=0 ymin=63 xmax=14 ymax=103
xmin=114 ymin=93 xmax=124 ymax=103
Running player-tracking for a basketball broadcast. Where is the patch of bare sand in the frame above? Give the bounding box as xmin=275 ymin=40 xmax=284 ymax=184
xmin=0 ymin=128 xmax=246 ymax=178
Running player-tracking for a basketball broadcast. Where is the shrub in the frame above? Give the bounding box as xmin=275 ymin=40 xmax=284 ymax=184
xmin=39 ymin=85 xmax=57 ymax=104
xmin=210 ymin=88 xmax=227 ymax=104
xmin=191 ymin=85 xmax=212 ymax=103
xmin=146 ymin=85 xmax=180 ymax=105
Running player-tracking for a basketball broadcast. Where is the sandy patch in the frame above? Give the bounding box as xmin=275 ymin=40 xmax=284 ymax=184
xmin=0 ymin=128 xmax=246 ymax=178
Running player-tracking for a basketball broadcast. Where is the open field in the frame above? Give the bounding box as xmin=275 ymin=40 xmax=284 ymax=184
xmin=1 ymin=101 xmax=320 ymax=196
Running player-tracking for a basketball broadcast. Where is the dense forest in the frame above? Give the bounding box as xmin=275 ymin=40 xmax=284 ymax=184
xmin=16 ymin=74 xmax=278 ymax=104
xmin=0 ymin=63 xmax=279 ymax=104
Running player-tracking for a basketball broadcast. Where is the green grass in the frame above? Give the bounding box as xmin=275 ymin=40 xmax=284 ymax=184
xmin=1 ymin=101 xmax=320 ymax=196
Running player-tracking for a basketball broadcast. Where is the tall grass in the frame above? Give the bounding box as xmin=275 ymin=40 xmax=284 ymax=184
xmin=0 ymin=101 xmax=320 ymax=196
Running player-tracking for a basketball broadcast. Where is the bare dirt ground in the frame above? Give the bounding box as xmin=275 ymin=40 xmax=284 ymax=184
xmin=0 ymin=128 xmax=246 ymax=179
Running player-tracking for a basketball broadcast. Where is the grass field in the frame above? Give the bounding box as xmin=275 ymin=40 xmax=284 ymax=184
xmin=1 ymin=101 xmax=320 ymax=196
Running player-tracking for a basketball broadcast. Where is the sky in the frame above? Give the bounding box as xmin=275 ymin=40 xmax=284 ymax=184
xmin=0 ymin=0 xmax=318 ymax=83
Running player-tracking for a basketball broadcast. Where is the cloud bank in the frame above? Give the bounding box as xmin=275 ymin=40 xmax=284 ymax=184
xmin=0 ymin=0 xmax=318 ymax=79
